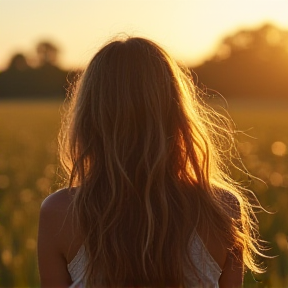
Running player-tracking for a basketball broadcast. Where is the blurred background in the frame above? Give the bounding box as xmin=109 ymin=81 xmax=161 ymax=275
xmin=0 ymin=0 xmax=288 ymax=287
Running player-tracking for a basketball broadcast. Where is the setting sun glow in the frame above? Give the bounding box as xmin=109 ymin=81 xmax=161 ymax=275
xmin=1 ymin=0 xmax=288 ymax=70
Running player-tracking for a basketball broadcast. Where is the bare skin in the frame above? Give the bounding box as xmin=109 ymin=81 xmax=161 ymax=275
xmin=38 ymin=189 xmax=81 ymax=288
xmin=38 ymin=189 xmax=243 ymax=288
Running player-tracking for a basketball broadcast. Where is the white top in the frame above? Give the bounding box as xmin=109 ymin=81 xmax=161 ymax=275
xmin=68 ymin=233 xmax=222 ymax=288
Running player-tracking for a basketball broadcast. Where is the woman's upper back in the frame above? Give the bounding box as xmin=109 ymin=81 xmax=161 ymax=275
xmin=39 ymin=188 xmax=231 ymax=287
xmin=67 ymin=233 xmax=222 ymax=287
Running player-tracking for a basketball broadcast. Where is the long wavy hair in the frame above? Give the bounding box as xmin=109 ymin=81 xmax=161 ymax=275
xmin=60 ymin=36 xmax=264 ymax=287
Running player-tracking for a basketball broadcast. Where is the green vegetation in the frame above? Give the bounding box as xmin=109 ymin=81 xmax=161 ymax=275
xmin=193 ymin=24 xmax=288 ymax=100
xmin=0 ymin=100 xmax=287 ymax=287
xmin=229 ymin=102 xmax=288 ymax=287
xmin=0 ymin=101 xmax=62 ymax=287
xmin=1 ymin=24 xmax=288 ymax=102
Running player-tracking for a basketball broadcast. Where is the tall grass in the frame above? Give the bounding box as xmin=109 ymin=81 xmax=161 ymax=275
xmin=0 ymin=100 xmax=287 ymax=287
xmin=0 ymin=101 xmax=62 ymax=287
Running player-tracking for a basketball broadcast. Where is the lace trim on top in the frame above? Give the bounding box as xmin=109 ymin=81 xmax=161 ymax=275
xmin=184 ymin=233 xmax=222 ymax=287
xmin=67 ymin=245 xmax=86 ymax=282
xmin=68 ymin=233 xmax=222 ymax=288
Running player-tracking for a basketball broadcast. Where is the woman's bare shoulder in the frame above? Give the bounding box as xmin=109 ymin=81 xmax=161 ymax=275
xmin=39 ymin=188 xmax=81 ymax=262
xmin=39 ymin=188 xmax=75 ymax=242
xmin=41 ymin=188 xmax=75 ymax=212
xmin=38 ymin=188 xmax=81 ymax=286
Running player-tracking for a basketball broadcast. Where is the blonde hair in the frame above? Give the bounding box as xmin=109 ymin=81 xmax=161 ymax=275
xmin=60 ymin=36 xmax=264 ymax=287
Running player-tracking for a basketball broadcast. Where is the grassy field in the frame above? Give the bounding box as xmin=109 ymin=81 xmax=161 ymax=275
xmin=229 ymin=102 xmax=288 ymax=287
xmin=0 ymin=101 xmax=62 ymax=287
xmin=0 ymin=100 xmax=287 ymax=287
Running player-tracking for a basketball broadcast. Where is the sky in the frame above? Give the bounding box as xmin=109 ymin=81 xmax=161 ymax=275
xmin=1 ymin=0 xmax=288 ymax=70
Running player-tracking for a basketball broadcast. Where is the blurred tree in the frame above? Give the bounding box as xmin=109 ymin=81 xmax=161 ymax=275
xmin=0 ymin=41 xmax=69 ymax=99
xmin=214 ymin=24 xmax=288 ymax=61
xmin=0 ymin=53 xmax=34 ymax=97
xmin=8 ymin=54 xmax=30 ymax=71
xmin=192 ymin=23 xmax=288 ymax=100
xmin=33 ymin=41 xmax=67 ymax=97
xmin=36 ymin=41 xmax=59 ymax=66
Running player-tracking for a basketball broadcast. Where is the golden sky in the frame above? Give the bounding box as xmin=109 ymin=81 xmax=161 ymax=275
xmin=1 ymin=0 xmax=288 ymax=70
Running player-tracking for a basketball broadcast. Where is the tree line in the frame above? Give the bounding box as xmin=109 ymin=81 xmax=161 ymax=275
xmin=1 ymin=23 xmax=288 ymax=100
xmin=0 ymin=42 xmax=77 ymax=99
xmin=193 ymin=23 xmax=288 ymax=100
